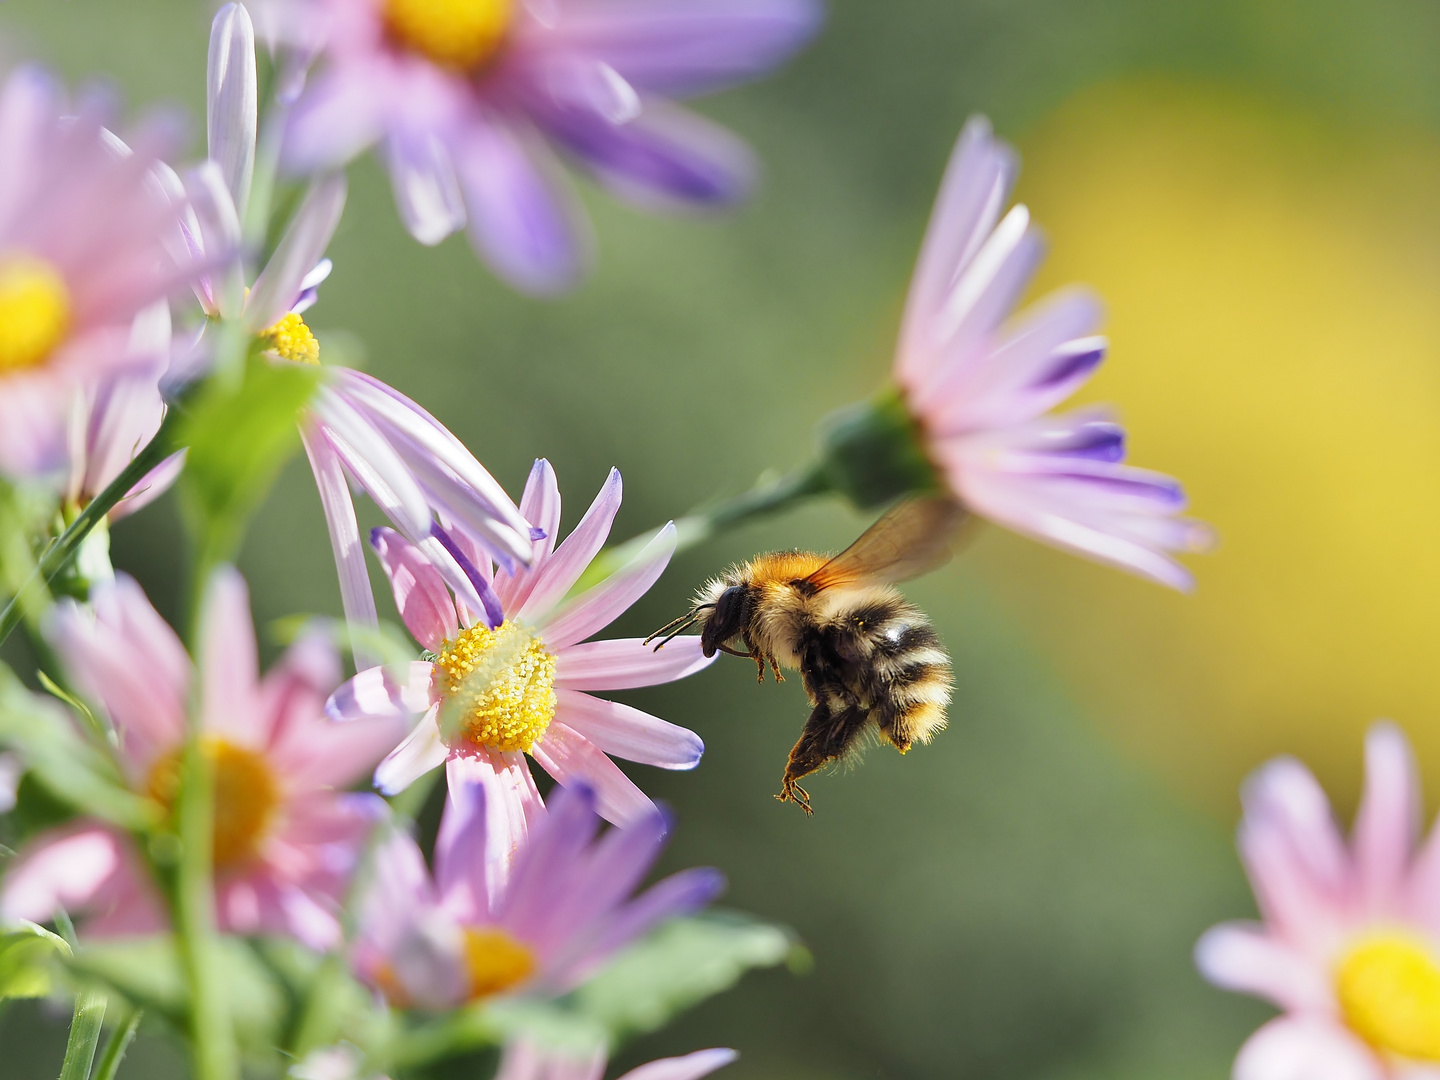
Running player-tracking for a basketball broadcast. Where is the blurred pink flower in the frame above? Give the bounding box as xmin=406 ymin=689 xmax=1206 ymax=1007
xmin=257 ymin=0 xmax=820 ymax=293
xmin=893 ymin=118 xmax=1210 ymax=590
xmin=0 ymin=570 xmax=404 ymax=949
xmin=497 ymin=1040 xmax=736 ymax=1080
xmin=1197 ymin=723 xmax=1440 ymax=1080
xmin=327 ymin=458 xmax=712 ymax=831
xmin=0 ymin=67 xmax=195 ymax=479
xmin=352 ymin=776 xmax=721 ymax=1009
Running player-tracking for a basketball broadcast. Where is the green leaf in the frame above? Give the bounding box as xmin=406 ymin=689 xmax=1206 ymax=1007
xmin=0 ymin=919 xmax=71 ymax=1000
xmin=572 ymin=912 xmax=802 ymax=1040
xmin=0 ymin=667 xmax=157 ymax=831
xmin=178 ymin=355 xmax=321 ymax=568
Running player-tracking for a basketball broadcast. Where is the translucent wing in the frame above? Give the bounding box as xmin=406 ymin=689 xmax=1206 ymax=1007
xmin=806 ymin=496 xmax=967 ymax=590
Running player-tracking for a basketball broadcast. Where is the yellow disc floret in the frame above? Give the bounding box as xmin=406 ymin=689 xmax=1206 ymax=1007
xmin=462 ymin=927 xmax=536 ymax=999
xmin=434 ymin=620 xmax=557 ymax=754
xmin=260 ymin=311 xmax=320 ymax=364
xmin=147 ymin=737 xmax=281 ymax=871
xmin=1336 ymin=932 xmax=1440 ymax=1061
xmin=0 ymin=253 xmax=71 ymax=374
xmin=383 ymin=0 xmax=512 ymax=71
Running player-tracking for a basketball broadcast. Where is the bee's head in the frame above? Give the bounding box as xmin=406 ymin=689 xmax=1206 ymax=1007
xmin=699 ymin=583 xmax=750 ymax=658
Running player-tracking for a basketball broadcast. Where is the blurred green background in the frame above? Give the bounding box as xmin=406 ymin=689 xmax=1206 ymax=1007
xmin=8 ymin=0 xmax=1440 ymax=1075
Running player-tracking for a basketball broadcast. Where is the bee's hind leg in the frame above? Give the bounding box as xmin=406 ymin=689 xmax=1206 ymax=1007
xmin=776 ymin=701 xmax=867 ymax=815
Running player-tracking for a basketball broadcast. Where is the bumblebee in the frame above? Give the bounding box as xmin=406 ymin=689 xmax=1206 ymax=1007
xmin=648 ymin=497 xmax=963 ymax=814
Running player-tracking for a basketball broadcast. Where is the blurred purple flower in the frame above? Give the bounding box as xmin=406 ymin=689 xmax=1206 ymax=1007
xmin=893 ymin=118 xmax=1211 ymax=590
xmin=1197 ymin=723 xmax=1440 ymax=1079
xmin=257 ymin=0 xmax=821 ymax=293
xmin=0 ymin=569 xmax=404 ymax=949
xmin=353 ymin=777 xmax=721 ymax=1009
xmin=498 ymin=1041 xmax=736 ymax=1080
xmin=0 ymin=67 xmax=197 ymax=479
xmin=327 ymin=458 xmax=712 ymax=834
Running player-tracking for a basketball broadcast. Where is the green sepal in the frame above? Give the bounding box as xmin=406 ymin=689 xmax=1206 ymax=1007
xmin=817 ymin=388 xmax=943 ymax=509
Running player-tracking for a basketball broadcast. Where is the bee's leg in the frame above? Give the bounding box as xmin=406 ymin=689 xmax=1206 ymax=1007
xmin=742 ymin=632 xmax=766 ymax=682
xmin=775 ymin=701 xmax=867 ymax=815
xmin=769 ymin=656 xmax=785 ymax=682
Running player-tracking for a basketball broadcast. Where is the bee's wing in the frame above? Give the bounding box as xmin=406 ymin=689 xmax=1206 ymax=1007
xmin=806 ymin=496 xmax=967 ymax=589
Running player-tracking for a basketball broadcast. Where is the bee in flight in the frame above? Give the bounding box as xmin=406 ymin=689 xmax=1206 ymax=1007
xmin=647 ymin=497 xmax=964 ymax=814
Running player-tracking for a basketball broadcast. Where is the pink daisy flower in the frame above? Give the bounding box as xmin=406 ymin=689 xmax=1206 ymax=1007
xmin=497 ymin=1041 xmax=737 ymax=1080
xmin=328 ymin=459 xmax=713 ymax=829
xmin=352 ymin=775 xmax=721 ymax=1009
xmin=0 ymin=66 xmax=196 ymax=479
xmin=1197 ymin=723 xmax=1440 ymax=1080
xmin=257 ymin=0 xmax=820 ymax=293
xmin=0 ymin=569 xmax=406 ymax=949
xmin=890 ymin=117 xmax=1210 ymax=590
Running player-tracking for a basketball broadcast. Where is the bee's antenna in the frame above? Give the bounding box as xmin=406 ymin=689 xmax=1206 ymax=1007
xmin=644 ymin=605 xmax=713 ymax=651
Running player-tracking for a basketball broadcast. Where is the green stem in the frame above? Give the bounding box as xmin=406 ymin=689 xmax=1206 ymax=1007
xmin=57 ymin=985 xmax=107 ymax=1080
xmin=0 ymin=409 xmax=183 ymax=649
xmin=91 ymin=1010 xmax=142 ymax=1080
xmin=572 ymin=462 xmax=832 ymax=594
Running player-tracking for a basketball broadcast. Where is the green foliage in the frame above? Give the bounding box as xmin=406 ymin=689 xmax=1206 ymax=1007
xmin=0 ymin=920 xmax=71 ymax=1000
xmin=0 ymin=667 xmax=157 ymax=831
xmin=178 ymin=356 xmax=322 ymax=571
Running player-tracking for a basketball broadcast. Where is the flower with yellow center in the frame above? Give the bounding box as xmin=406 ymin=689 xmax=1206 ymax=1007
xmin=0 ymin=254 xmax=71 ymax=374
xmin=433 ymin=621 xmax=557 ymax=754
xmin=260 ymin=311 xmax=320 ymax=364
xmin=1336 ymin=933 xmax=1440 ymax=1062
xmin=147 ymin=736 xmax=281 ymax=871
xmin=383 ymin=0 xmax=512 ymax=71
xmin=462 ymin=927 xmax=536 ymax=998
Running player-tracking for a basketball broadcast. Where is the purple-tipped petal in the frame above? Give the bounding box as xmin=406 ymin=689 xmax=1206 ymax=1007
xmin=496 ymin=781 xmax=601 ymax=939
xmin=452 ymin=114 xmax=592 ymax=295
xmin=619 ymin=1049 xmax=739 ymax=1080
xmin=555 ymin=636 xmax=713 ymax=691
xmin=247 ymin=172 xmax=347 ymax=330
xmin=519 ymin=467 xmax=622 ymax=621
xmin=497 ymin=458 xmax=562 ymax=614
xmin=432 ymin=524 xmax=505 ymax=629
xmin=371 ymin=526 xmax=460 ymax=651
xmin=539 ymin=522 xmax=677 ymax=650
xmin=374 ymin=706 xmax=448 ymax=795
xmin=310 ymin=388 xmax=432 ymax=540
xmin=328 ymin=661 xmax=437 ymax=722
xmin=442 ymin=752 xmax=545 ymax=910
xmin=207 ymin=3 xmax=258 ymax=218
xmin=302 ymin=425 xmax=381 ymax=668
xmin=530 ymin=721 xmax=655 ymax=827
xmin=554 ymin=689 xmax=703 ymax=769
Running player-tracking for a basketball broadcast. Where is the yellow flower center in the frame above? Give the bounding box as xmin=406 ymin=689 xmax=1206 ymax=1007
xmin=0 ymin=254 xmax=71 ymax=374
xmin=383 ymin=0 xmax=512 ymax=71
xmin=1336 ymin=932 xmax=1440 ymax=1061
xmin=147 ymin=737 xmax=281 ymax=871
xmin=433 ymin=620 xmax=557 ymax=754
xmin=462 ymin=927 xmax=536 ymax=999
xmin=260 ymin=311 xmax=320 ymax=364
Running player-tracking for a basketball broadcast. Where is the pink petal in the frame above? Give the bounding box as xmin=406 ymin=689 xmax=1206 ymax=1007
xmin=555 ymin=636 xmax=714 ymax=691
xmin=374 ymin=705 xmax=448 ymax=795
xmin=441 ymin=751 xmax=544 ymax=911
xmin=1353 ymin=721 xmax=1419 ymax=914
xmin=271 ymin=711 xmax=408 ymax=791
xmin=327 ymin=661 xmax=437 ymax=722
xmin=540 ymin=522 xmax=676 ymax=650
xmin=198 ymin=566 xmax=262 ymax=745
xmin=518 ymin=467 xmax=622 ymax=621
xmin=495 ymin=458 xmax=562 ymax=614
xmin=1233 ymin=1017 xmax=1382 ymax=1080
xmin=0 ymin=824 xmax=129 ymax=924
xmin=383 ymin=129 xmax=465 ymax=246
xmin=530 ymin=721 xmax=655 ymax=827
xmin=1193 ymin=922 xmax=1333 ymax=1013
xmin=495 ymin=1040 xmax=605 ymax=1080
xmin=279 ymin=62 xmax=387 ymax=173
xmin=554 ymin=689 xmax=703 ymax=770
xmin=247 ymin=172 xmax=347 ymax=330
xmin=619 ymin=1050 xmax=738 ymax=1080
xmin=372 ymin=526 xmax=459 ymax=651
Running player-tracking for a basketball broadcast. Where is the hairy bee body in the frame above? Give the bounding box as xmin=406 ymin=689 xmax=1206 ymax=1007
xmin=651 ymin=497 xmax=964 ymax=813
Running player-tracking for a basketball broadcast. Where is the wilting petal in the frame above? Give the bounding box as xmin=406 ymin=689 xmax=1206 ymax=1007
xmin=555 ymin=636 xmax=712 ymax=691
xmin=554 ymin=689 xmax=703 ymax=769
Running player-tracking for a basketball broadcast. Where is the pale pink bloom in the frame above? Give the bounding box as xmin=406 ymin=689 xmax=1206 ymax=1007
xmin=498 ymin=1040 xmax=736 ymax=1080
xmin=328 ymin=459 xmax=712 ymax=832
xmin=352 ymin=777 xmax=721 ymax=1010
xmin=0 ymin=569 xmax=405 ymax=949
xmin=1197 ymin=723 xmax=1440 ymax=1080
xmin=0 ymin=67 xmax=195 ymax=479
xmin=893 ymin=118 xmax=1210 ymax=590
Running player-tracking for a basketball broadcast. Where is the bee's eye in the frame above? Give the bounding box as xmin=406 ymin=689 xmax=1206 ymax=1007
xmin=713 ymin=585 xmax=745 ymax=625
